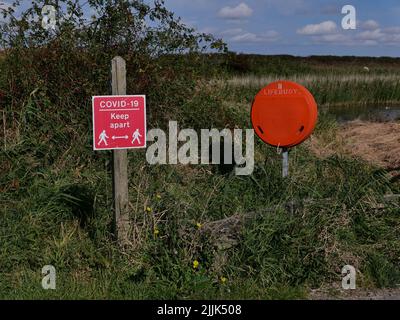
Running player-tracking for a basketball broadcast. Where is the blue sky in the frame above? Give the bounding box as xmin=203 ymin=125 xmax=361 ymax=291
xmin=1 ymin=0 xmax=399 ymax=56
xmin=165 ymin=0 xmax=400 ymax=57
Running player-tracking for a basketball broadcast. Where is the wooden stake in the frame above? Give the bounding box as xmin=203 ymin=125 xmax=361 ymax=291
xmin=111 ymin=56 xmax=130 ymax=245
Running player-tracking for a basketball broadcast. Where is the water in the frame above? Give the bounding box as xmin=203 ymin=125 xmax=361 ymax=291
xmin=325 ymin=105 xmax=400 ymax=123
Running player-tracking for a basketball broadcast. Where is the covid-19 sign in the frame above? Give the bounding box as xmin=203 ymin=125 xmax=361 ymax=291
xmin=92 ymin=95 xmax=146 ymax=150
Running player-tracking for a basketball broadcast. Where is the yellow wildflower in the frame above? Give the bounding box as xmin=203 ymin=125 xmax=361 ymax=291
xmin=220 ymin=276 xmax=227 ymax=284
xmin=193 ymin=260 xmax=199 ymax=269
xmin=196 ymin=222 xmax=202 ymax=229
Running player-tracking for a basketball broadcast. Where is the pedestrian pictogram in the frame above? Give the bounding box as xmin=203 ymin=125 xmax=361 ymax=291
xmin=98 ymin=130 xmax=109 ymax=146
xmin=131 ymin=128 xmax=142 ymax=145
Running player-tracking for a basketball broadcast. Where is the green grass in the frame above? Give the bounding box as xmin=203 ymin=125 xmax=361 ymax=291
xmin=213 ymin=54 xmax=400 ymax=107
xmin=220 ymin=54 xmax=400 ymax=77
xmin=214 ymin=73 xmax=400 ymax=107
xmin=1 ymin=55 xmax=400 ymax=299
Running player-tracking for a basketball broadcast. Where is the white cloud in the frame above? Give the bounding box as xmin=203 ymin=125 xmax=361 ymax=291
xmin=383 ymin=27 xmax=400 ymax=34
xmin=218 ymin=3 xmax=253 ymax=20
xmin=358 ymin=28 xmax=400 ymax=45
xmin=356 ymin=27 xmax=400 ymax=44
xmin=356 ymin=29 xmax=384 ymax=41
xmin=305 ymin=22 xmax=400 ymax=47
xmin=312 ymin=33 xmax=350 ymax=44
xmin=220 ymin=28 xmax=244 ymax=36
xmin=231 ymin=33 xmax=259 ymax=42
xmin=385 ymin=34 xmax=400 ymax=45
xmin=295 ymin=16 xmax=400 ymax=47
xmin=361 ymin=20 xmax=380 ymax=31
xmin=297 ymin=20 xmax=337 ymax=35
xmin=231 ymin=30 xmax=279 ymax=43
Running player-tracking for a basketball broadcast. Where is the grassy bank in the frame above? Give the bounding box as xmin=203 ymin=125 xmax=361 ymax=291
xmin=2 ymin=1 xmax=400 ymax=299
xmin=1 ymin=72 xmax=400 ymax=298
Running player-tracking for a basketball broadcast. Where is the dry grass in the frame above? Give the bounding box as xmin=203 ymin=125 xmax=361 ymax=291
xmin=306 ymin=119 xmax=400 ymax=169
xmin=214 ymin=74 xmax=400 ymax=89
xmin=338 ymin=120 xmax=400 ymax=170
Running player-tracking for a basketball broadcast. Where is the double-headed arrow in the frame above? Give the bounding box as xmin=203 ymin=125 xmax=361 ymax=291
xmin=112 ymin=135 xmax=128 ymax=140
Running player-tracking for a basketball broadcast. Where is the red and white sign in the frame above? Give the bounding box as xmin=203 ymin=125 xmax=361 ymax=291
xmin=92 ymin=95 xmax=146 ymax=150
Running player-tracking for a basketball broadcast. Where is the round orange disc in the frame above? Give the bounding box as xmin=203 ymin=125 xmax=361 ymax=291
xmin=251 ymin=81 xmax=318 ymax=148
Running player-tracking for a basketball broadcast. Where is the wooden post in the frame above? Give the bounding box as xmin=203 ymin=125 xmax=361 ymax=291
xmin=111 ymin=56 xmax=130 ymax=245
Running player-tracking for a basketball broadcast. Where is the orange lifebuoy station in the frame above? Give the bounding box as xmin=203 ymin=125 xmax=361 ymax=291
xmin=251 ymin=81 xmax=318 ymax=176
xmin=251 ymin=81 xmax=318 ymax=148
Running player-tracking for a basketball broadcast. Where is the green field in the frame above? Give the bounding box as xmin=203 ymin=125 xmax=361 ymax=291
xmin=1 ymin=52 xmax=400 ymax=299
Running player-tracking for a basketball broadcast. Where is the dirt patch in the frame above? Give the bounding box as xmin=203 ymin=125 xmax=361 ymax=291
xmin=308 ymin=120 xmax=400 ymax=172
xmin=338 ymin=120 xmax=400 ymax=170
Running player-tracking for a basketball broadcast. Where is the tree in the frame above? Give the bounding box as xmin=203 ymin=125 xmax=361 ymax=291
xmin=0 ymin=0 xmax=226 ymax=125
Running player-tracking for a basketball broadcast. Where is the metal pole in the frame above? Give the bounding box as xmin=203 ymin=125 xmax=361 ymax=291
xmin=282 ymin=148 xmax=289 ymax=178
